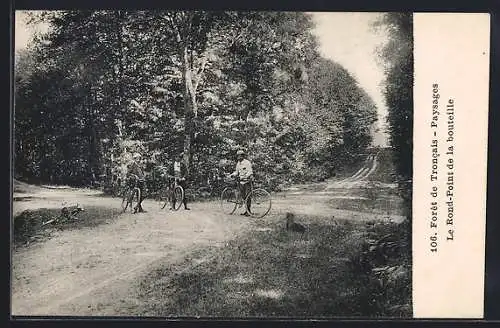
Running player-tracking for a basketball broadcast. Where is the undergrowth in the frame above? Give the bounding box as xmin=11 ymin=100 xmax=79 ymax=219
xmin=347 ymin=219 xmax=412 ymax=316
xmin=12 ymin=206 xmax=122 ymax=248
xmin=137 ymin=214 xmax=412 ymax=318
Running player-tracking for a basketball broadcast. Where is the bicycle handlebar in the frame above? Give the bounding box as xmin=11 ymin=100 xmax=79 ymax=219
xmin=224 ymin=175 xmax=254 ymax=184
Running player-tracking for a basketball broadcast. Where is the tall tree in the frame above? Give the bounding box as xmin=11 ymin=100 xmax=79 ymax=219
xmin=375 ymin=13 xmax=413 ymax=183
xmin=15 ymin=10 xmax=379 ymax=191
xmin=374 ymin=12 xmax=413 ymax=228
xmin=133 ymin=11 xmax=235 ymax=174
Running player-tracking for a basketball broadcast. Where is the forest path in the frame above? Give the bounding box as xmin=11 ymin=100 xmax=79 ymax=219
xmin=11 ymin=152 xmax=403 ymax=316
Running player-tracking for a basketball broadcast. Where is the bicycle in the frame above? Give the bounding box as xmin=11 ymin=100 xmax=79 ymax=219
xmin=121 ymin=175 xmax=142 ymax=213
xmin=157 ymin=175 xmax=185 ymax=211
xmin=220 ymin=176 xmax=272 ymax=218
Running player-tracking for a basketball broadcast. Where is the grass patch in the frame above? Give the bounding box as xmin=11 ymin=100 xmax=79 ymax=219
xmin=137 ymin=216 xmax=411 ymax=318
xmin=12 ymin=206 xmax=123 ymax=248
xmin=13 ymin=179 xmax=40 ymax=194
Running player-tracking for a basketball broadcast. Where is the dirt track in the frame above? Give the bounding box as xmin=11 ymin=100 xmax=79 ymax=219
xmin=11 ymin=154 xmax=404 ymax=316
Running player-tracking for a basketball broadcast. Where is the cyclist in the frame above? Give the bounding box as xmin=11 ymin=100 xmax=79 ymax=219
xmin=170 ymin=153 xmax=190 ymax=210
xmin=230 ymin=149 xmax=253 ymax=216
xmin=127 ymin=152 xmax=146 ymax=213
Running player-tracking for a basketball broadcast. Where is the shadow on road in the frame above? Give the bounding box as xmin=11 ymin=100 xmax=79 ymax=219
xmin=137 ymin=217 xmax=411 ymax=318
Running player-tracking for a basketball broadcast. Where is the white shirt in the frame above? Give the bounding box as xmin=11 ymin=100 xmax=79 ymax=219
xmin=174 ymin=161 xmax=182 ymax=177
xmin=233 ymin=159 xmax=253 ymax=182
xmin=174 ymin=161 xmax=181 ymax=174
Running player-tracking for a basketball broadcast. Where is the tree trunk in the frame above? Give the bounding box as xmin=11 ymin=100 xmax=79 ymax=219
xmin=181 ymin=43 xmax=196 ymax=176
xmin=113 ymin=10 xmax=125 ymax=172
xmin=92 ymin=89 xmax=102 ymax=182
xmin=243 ymin=89 xmax=257 ymax=150
xmin=116 ymin=10 xmax=125 ymax=114
xmin=85 ymin=89 xmax=97 ymax=186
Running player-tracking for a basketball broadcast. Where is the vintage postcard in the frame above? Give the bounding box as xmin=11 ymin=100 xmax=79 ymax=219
xmin=11 ymin=10 xmax=490 ymax=319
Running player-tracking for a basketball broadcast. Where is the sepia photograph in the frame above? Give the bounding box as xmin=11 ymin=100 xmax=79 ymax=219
xmin=11 ymin=10 xmax=414 ymax=317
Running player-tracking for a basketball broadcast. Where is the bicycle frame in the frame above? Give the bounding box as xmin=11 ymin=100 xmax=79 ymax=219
xmin=170 ymin=178 xmax=180 ymax=190
xmin=158 ymin=175 xmax=185 ymax=211
xmin=223 ymin=178 xmax=253 ymax=205
xmin=127 ymin=176 xmax=141 ymax=193
xmin=220 ymin=178 xmax=271 ymax=218
xmin=122 ymin=176 xmax=142 ymax=212
xmin=233 ymin=177 xmax=253 ymax=201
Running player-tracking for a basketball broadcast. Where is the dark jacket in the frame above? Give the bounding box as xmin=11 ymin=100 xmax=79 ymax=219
xmin=127 ymin=160 xmax=145 ymax=180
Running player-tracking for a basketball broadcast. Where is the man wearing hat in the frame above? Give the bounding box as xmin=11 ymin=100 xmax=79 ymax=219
xmin=127 ymin=152 xmax=146 ymax=213
xmin=230 ymin=149 xmax=254 ymax=216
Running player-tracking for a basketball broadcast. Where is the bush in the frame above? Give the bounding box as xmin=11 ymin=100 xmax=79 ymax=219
xmin=347 ymin=221 xmax=412 ymax=317
xmin=291 ymin=166 xmax=329 ymax=184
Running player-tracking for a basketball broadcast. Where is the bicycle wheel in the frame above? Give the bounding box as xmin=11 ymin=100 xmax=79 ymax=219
xmin=158 ymin=188 xmax=171 ymax=209
xmin=220 ymin=187 xmax=238 ymax=215
xmin=121 ymin=189 xmax=133 ymax=212
xmin=171 ymin=186 xmax=184 ymax=211
xmin=129 ymin=188 xmax=140 ymax=212
xmin=247 ymin=188 xmax=272 ymax=218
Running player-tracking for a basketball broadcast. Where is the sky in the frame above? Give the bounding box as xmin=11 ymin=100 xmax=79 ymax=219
xmin=15 ymin=11 xmax=51 ymax=53
xmin=309 ymin=12 xmax=389 ymax=147
xmin=15 ymin=11 xmax=389 ymax=146
xmin=15 ymin=11 xmax=36 ymax=51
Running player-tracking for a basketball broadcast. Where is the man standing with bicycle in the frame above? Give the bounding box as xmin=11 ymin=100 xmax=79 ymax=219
xmin=171 ymin=153 xmax=190 ymax=211
xmin=127 ymin=152 xmax=146 ymax=213
xmin=230 ymin=149 xmax=253 ymax=216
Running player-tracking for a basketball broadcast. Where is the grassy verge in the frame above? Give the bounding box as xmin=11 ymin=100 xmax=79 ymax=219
xmin=328 ymin=197 xmax=404 ymax=216
xmin=137 ymin=216 xmax=411 ymax=318
xmin=12 ymin=206 xmax=123 ymax=248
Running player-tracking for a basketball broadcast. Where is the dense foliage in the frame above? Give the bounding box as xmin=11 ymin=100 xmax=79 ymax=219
xmin=15 ymin=11 xmax=378 ymax=193
xmin=371 ymin=14 xmax=413 ymax=299
xmin=374 ymin=13 xmax=413 ymax=204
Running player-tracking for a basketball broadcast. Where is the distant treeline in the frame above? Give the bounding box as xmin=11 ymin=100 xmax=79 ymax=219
xmin=14 ymin=11 xmax=409 ymax=193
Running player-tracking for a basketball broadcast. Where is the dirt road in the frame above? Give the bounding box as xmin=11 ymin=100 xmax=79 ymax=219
xmin=11 ymin=153 xmax=404 ymax=316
